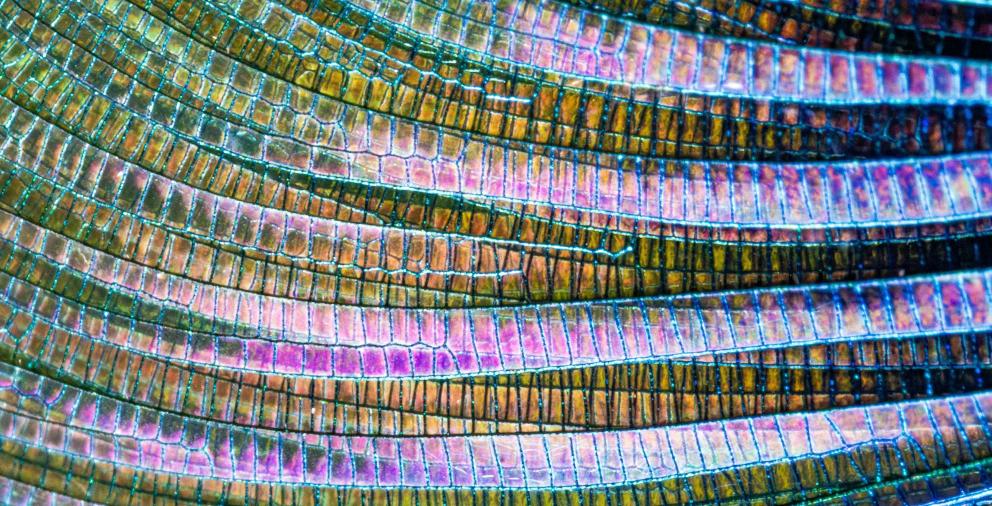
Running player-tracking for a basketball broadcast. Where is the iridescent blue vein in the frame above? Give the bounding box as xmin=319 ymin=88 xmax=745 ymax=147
xmin=2 ymin=15 xmax=990 ymax=229
xmin=196 ymin=0 xmax=992 ymax=104
xmin=0 ymin=475 xmax=90 ymax=506
xmin=359 ymin=0 xmax=992 ymax=60
xmin=0 ymin=0 xmax=990 ymax=503
xmin=1 ymin=361 xmax=992 ymax=490
xmin=3 ymin=224 xmax=992 ymax=377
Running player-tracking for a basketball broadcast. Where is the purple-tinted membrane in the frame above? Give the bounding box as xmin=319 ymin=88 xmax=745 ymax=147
xmin=2 ymin=234 xmax=992 ymax=377
xmin=3 ymin=82 xmax=991 ymax=233
xmin=209 ymin=0 xmax=992 ymax=104
xmin=353 ymin=0 xmax=992 ymax=66
xmin=0 ymin=128 xmax=527 ymax=278
xmin=1 ymin=364 xmax=991 ymax=488
xmin=4 ymin=0 xmax=990 ymax=500
xmin=3 ymin=14 xmax=990 ymax=230
xmin=0 ymin=475 xmax=92 ymax=506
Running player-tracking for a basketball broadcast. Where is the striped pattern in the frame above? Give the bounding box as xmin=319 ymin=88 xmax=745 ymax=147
xmin=0 ymin=0 xmax=990 ymax=504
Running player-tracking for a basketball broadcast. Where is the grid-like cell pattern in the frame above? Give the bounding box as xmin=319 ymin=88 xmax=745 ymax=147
xmin=0 ymin=0 xmax=991 ymax=504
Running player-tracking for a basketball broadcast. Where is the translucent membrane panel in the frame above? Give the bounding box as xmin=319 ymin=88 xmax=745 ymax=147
xmin=0 ymin=0 xmax=990 ymax=504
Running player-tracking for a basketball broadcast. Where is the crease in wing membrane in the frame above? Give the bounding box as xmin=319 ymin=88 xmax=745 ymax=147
xmin=1 ymin=0 xmax=992 ymax=503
